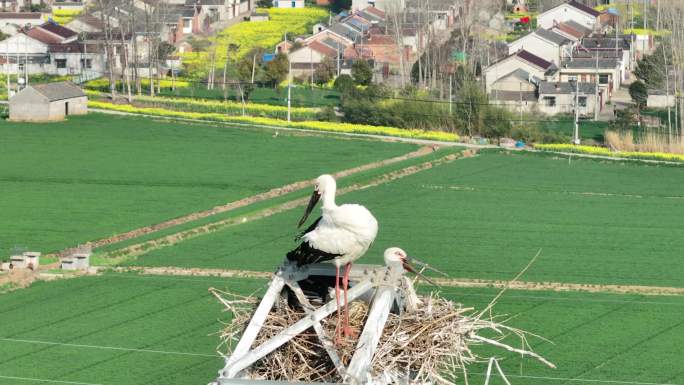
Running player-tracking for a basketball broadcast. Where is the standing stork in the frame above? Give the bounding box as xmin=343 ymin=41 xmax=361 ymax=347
xmin=287 ymin=174 xmax=378 ymax=343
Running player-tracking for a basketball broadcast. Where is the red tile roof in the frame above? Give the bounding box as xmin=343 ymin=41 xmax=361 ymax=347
xmin=516 ymin=49 xmax=554 ymax=70
xmin=308 ymin=40 xmax=337 ymax=57
xmin=39 ymin=22 xmax=77 ymax=39
xmin=26 ymin=28 xmax=62 ymax=44
xmin=568 ymin=0 xmax=600 ymax=17
xmin=363 ymin=6 xmax=385 ymax=18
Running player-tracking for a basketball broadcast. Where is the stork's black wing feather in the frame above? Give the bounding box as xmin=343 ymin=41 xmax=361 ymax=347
xmin=294 ymin=216 xmax=322 ymax=242
xmin=286 ymin=241 xmax=342 ymax=266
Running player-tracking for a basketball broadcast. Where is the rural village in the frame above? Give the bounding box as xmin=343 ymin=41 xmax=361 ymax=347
xmin=0 ymin=0 xmax=683 ymax=385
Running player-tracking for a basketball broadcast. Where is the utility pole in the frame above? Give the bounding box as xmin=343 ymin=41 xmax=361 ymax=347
xmin=448 ymin=74 xmax=452 ymax=115
xmin=574 ymin=80 xmax=580 ymax=145
xmin=519 ymin=81 xmax=523 ymax=124
xmin=251 ymin=54 xmax=256 ymax=83
xmin=287 ymin=60 xmax=292 ymax=122
xmin=594 ymin=46 xmax=600 ymax=121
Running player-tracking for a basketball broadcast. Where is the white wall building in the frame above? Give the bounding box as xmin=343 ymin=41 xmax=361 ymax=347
xmin=0 ymin=12 xmax=43 ymax=35
xmin=508 ymin=28 xmax=573 ymax=66
xmin=537 ymin=0 xmax=600 ymax=30
xmin=485 ymin=50 xmax=558 ymax=94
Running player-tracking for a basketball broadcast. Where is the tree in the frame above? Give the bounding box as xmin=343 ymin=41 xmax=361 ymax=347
xmin=351 ymin=60 xmax=373 ymax=86
xmin=634 ymin=44 xmax=670 ymax=89
xmin=334 ymin=74 xmax=354 ymax=93
xmin=263 ymin=53 xmax=289 ymax=87
xmin=256 ymin=0 xmax=272 ymax=7
xmin=314 ymin=58 xmax=334 ymax=85
xmin=629 ymin=80 xmax=648 ymax=110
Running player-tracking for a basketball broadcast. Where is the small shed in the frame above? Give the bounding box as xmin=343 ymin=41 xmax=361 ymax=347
xmin=60 ymin=252 xmax=90 ymax=271
xmin=8 ymin=252 xmax=40 ymax=270
xmin=9 ymin=82 xmax=87 ymax=122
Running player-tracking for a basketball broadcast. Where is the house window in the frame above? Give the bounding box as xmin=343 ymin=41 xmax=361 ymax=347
xmin=80 ymin=59 xmax=92 ymax=69
xmin=599 ymin=74 xmax=609 ymax=84
xmin=543 ymin=96 xmax=556 ymax=107
xmin=18 ymin=63 xmax=24 ymax=72
xmin=568 ymin=75 xmax=577 ymax=82
xmin=291 ymin=1 xmax=295 ymax=6
xmin=578 ymin=96 xmax=587 ymax=107
xmin=55 ymin=59 xmax=67 ymax=69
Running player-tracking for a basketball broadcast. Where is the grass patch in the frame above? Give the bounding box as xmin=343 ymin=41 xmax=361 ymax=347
xmin=0 ymin=113 xmax=417 ymax=256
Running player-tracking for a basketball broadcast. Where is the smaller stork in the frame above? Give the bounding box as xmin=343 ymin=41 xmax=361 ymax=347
xmin=383 ymin=247 xmax=447 ymax=286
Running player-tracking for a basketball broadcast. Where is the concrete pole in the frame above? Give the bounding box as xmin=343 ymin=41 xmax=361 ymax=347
xmin=287 ymin=60 xmax=292 ymax=122
xmin=574 ymin=81 xmax=580 ymax=145
xmin=595 ymin=51 xmax=599 ymax=121
xmin=448 ymin=74 xmax=452 ymax=114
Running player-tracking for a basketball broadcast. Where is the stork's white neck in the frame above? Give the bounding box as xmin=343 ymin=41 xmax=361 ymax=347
xmin=320 ymin=181 xmax=337 ymax=210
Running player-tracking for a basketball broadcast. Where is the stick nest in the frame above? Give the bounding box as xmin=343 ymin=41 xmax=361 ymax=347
xmin=212 ymin=288 xmax=553 ymax=385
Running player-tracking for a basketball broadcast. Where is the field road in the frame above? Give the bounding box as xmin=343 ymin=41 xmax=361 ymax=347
xmin=114 ymin=266 xmax=684 ymax=297
xmin=96 ymin=150 xmax=474 ymax=261
xmin=44 ymin=145 xmax=446 ymax=259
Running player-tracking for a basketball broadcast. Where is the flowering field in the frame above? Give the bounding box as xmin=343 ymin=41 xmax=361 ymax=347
xmin=534 ymin=143 xmax=684 ymax=162
xmin=131 ymin=94 xmax=319 ymax=121
xmin=182 ymin=8 xmax=328 ymax=77
xmin=89 ymin=100 xmax=460 ymax=142
xmin=51 ymin=8 xmax=83 ymax=24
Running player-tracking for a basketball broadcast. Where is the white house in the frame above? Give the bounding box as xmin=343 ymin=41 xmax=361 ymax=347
xmin=538 ymin=81 xmax=598 ymax=116
xmin=0 ymin=12 xmax=43 ymax=35
xmin=559 ymin=56 xmax=621 ymax=102
xmin=537 ymin=0 xmax=600 ymax=30
xmin=485 ymin=50 xmax=558 ymax=94
xmin=508 ymin=28 xmax=573 ymax=66
xmin=288 ymin=40 xmax=335 ymax=77
xmin=489 ymin=68 xmax=539 ymax=113
xmin=0 ymin=32 xmax=49 ymax=75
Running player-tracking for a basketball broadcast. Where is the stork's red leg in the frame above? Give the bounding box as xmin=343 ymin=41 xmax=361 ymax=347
xmin=334 ymin=265 xmax=342 ymax=345
xmin=342 ymin=262 xmax=356 ymax=338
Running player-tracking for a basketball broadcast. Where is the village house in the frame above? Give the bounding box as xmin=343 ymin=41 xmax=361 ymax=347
xmin=9 ymin=81 xmax=87 ymax=121
xmin=558 ymin=56 xmax=621 ymax=104
xmin=508 ymin=28 xmax=573 ymax=66
xmin=537 ymin=81 xmax=598 ymax=116
xmin=7 ymin=251 xmax=40 ymax=270
xmin=488 ymin=68 xmax=539 ymax=113
xmin=0 ymin=12 xmax=43 ymax=35
xmin=485 ymin=50 xmax=558 ymax=94
xmin=537 ymin=0 xmax=600 ymax=31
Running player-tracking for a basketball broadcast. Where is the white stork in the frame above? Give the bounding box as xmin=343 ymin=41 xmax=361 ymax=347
xmin=383 ymin=247 xmax=447 ymax=286
xmin=287 ymin=174 xmax=378 ymax=342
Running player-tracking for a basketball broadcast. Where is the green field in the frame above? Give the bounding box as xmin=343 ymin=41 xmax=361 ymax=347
xmin=128 ymin=150 xmax=684 ymax=287
xmin=1 ymin=274 xmax=682 ymax=385
xmin=0 ymin=114 xmax=417 ymax=256
xmin=0 ymin=274 xmax=263 ymax=385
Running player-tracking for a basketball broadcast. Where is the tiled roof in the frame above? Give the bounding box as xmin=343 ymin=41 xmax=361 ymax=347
xmin=491 ymin=90 xmax=538 ymax=102
xmin=561 ymin=57 xmax=618 ymax=69
xmin=535 ymin=28 xmax=570 ymax=45
xmin=539 ymin=81 xmax=596 ymax=94
xmin=363 ymin=6 xmax=385 ymax=19
xmin=308 ymin=40 xmax=337 ymax=57
xmin=517 ymin=49 xmax=554 ymax=70
xmin=39 ymin=22 xmax=77 ymax=39
xmin=26 ymin=28 xmax=63 ymax=44
xmin=568 ymin=0 xmax=600 ymax=17
xmin=30 ymin=82 xmax=86 ymax=101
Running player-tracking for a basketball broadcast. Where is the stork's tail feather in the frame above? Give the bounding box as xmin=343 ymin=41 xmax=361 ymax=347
xmin=287 ymin=241 xmax=341 ymax=266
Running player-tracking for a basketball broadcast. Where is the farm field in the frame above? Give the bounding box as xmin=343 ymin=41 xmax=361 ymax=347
xmin=1 ymin=274 xmax=682 ymax=385
xmin=127 ymin=150 xmax=684 ymax=288
xmin=0 ymin=113 xmax=418 ymax=256
xmin=0 ymin=273 xmax=263 ymax=385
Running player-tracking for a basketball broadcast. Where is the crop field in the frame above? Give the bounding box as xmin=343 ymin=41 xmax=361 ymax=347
xmin=127 ymin=150 xmax=684 ymax=287
xmin=1 ymin=274 xmax=682 ymax=385
xmin=0 ymin=273 xmax=264 ymax=385
xmin=0 ymin=113 xmax=417 ymax=256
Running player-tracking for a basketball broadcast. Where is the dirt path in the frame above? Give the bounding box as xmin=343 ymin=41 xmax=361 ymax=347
xmin=48 ymin=146 xmax=436 ymax=258
xmin=116 ymin=266 xmax=684 ymax=297
xmin=101 ymin=149 xmax=476 ymax=261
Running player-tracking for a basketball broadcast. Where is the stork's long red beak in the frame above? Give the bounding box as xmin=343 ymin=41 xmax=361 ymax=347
xmin=402 ymin=256 xmax=441 ymax=287
xmin=298 ymin=190 xmax=321 ymax=227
